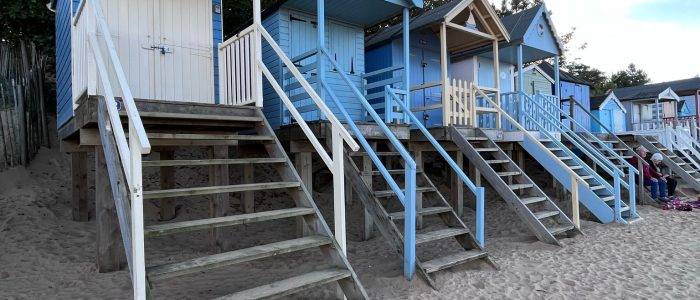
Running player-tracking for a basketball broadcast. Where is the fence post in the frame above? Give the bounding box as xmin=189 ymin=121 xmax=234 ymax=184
xmin=129 ymin=121 xmax=146 ymax=300
xmin=570 ymin=175 xmax=580 ymax=229
xmin=331 ymin=125 xmax=347 ymax=254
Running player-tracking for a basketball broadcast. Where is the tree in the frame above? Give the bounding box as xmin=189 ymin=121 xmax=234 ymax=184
xmin=565 ymin=61 xmax=615 ymax=95
xmin=0 ymin=0 xmax=55 ymax=54
xmin=494 ymin=0 xmax=543 ymax=17
xmin=610 ymin=64 xmax=651 ymax=88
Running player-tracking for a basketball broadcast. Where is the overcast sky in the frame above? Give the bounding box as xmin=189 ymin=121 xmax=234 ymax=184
xmin=525 ymin=0 xmax=700 ymax=83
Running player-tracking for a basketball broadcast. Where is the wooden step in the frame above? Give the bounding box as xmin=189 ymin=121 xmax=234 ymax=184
xmin=521 ymin=196 xmax=547 ymax=205
xmin=147 ymin=236 xmax=332 ymax=281
xmin=580 ymin=175 xmax=594 ymax=180
xmin=147 ymin=132 xmax=274 ymax=141
xmin=143 ymin=182 xmax=301 ymax=200
xmin=497 ymin=171 xmax=521 ymax=177
xmin=590 ymin=185 xmax=606 ymax=191
xmin=533 ymin=210 xmax=559 ymax=219
xmin=416 ymin=228 xmax=468 ymax=245
xmin=388 ymin=206 xmax=452 ymax=220
xmin=465 ymin=136 xmax=488 ymax=141
xmin=144 ymin=207 xmax=315 ymax=237
xmin=216 ymin=268 xmax=350 ymax=300
xmin=559 ymin=156 xmax=573 ymax=160
xmin=350 ymin=151 xmax=400 ymax=157
xmin=142 ymin=157 xmax=287 ymax=167
xmin=548 ymin=225 xmax=574 ymax=235
xmin=547 ymin=147 xmax=563 ymax=151
xmin=475 ymin=148 xmax=499 ymax=152
xmin=363 ymin=169 xmax=424 ymax=176
xmin=601 ymin=196 xmax=615 ymax=203
xmin=373 ymin=186 xmax=434 ymax=198
xmin=421 ymin=250 xmax=487 ymax=274
xmin=486 ymin=159 xmax=510 ymax=164
xmin=509 ymin=183 xmax=534 ymax=190
xmin=135 ymin=112 xmax=263 ymax=123
xmin=569 ymin=166 xmax=583 ymax=170
xmin=667 ymin=155 xmax=678 ymax=158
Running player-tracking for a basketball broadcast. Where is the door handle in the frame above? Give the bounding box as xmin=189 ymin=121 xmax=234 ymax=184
xmin=150 ymin=45 xmax=172 ymax=55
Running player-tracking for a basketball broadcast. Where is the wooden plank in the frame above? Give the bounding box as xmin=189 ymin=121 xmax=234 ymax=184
xmin=242 ymin=163 xmax=254 ymax=213
xmin=148 ymin=133 xmax=273 ymax=141
xmin=95 ymin=147 xmax=125 ymax=272
xmin=145 ymin=207 xmax=315 ymax=237
xmin=71 ymin=152 xmax=89 ymax=221
xmin=422 ymin=250 xmax=487 ymax=274
xmin=415 ymin=228 xmax=468 ymax=245
xmin=415 ymin=151 xmax=424 ymax=228
xmin=159 ymin=149 xmax=176 ymax=221
xmin=125 ymin=111 xmax=263 ymax=122
xmin=209 ymin=146 xmax=230 ymax=250
xmin=362 ymin=142 xmax=376 ymax=241
xmin=450 ymin=152 xmax=464 ymax=217
xmin=216 ymin=268 xmax=350 ymax=300
xmin=143 ymin=157 xmax=286 ymax=167
xmin=147 ymin=236 xmax=332 ymax=282
xmin=143 ymin=182 xmax=300 ymax=200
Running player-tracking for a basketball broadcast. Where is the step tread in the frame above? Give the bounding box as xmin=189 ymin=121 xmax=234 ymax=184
xmin=475 ymin=148 xmax=499 ymax=152
xmin=465 ymin=137 xmax=489 ymax=141
xmin=364 ymin=169 xmax=424 ymax=175
xmin=135 ymin=111 xmax=263 ymax=122
xmin=144 ymin=207 xmax=315 ymax=237
xmin=497 ymin=171 xmax=521 ymax=177
xmin=147 ymin=132 xmax=274 ymax=141
xmin=422 ymin=250 xmax=487 ymax=273
xmin=509 ymin=183 xmax=534 ymax=190
xmin=416 ymin=228 xmax=469 ymax=244
xmin=374 ymin=186 xmax=434 ymax=197
xmin=590 ymin=185 xmax=606 ymax=191
xmin=143 ymin=182 xmax=301 ymax=199
xmin=215 ymin=268 xmax=351 ymax=300
xmin=142 ymin=157 xmax=287 ymax=167
xmin=521 ymin=196 xmax=547 ymax=205
xmin=389 ymin=206 xmax=453 ymax=220
xmin=147 ymin=236 xmax=332 ymax=281
xmin=548 ymin=225 xmax=574 ymax=235
xmin=350 ymin=151 xmax=400 ymax=157
xmin=534 ymin=210 xmax=560 ymax=219
xmin=486 ymin=159 xmax=510 ymax=164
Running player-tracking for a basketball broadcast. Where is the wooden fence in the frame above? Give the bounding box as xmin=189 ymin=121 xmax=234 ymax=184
xmin=0 ymin=41 xmax=49 ymax=170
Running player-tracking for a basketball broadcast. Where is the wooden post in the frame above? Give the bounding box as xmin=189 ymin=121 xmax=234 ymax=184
xmin=415 ymin=150 xmax=424 ymax=228
xmin=440 ymin=22 xmax=449 ymax=126
xmin=450 ymin=152 xmax=464 ymax=217
xmin=71 ymin=151 xmax=89 ymax=221
xmin=294 ymin=151 xmax=312 ymax=237
xmin=159 ymin=149 xmax=176 ymax=220
xmin=209 ymin=146 xmax=229 ymax=250
xmin=243 ymin=163 xmax=254 ymax=213
xmin=362 ymin=142 xmax=376 ymax=241
xmin=95 ymin=147 xmax=125 ymax=272
xmin=492 ymin=39 xmax=501 ymax=129
xmin=570 ymin=176 xmax=580 ymax=229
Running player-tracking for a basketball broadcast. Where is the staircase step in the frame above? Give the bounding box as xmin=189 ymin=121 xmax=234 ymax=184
xmin=580 ymin=175 xmax=594 ymax=180
xmin=421 ymin=250 xmax=487 ymax=274
xmin=486 ymin=159 xmax=510 ymax=164
xmin=521 ymin=196 xmax=547 ymax=205
xmin=475 ymin=148 xmax=499 ymax=152
xmin=533 ymin=210 xmax=560 ymax=219
xmin=509 ymin=183 xmax=534 ymax=190
xmin=350 ymin=151 xmax=400 ymax=157
xmin=602 ymin=196 xmax=615 ymax=203
xmin=559 ymin=156 xmax=573 ymax=160
xmin=147 ymin=132 xmax=274 ymax=141
xmin=143 ymin=182 xmax=301 ymax=200
xmin=590 ymin=185 xmax=606 ymax=191
xmin=569 ymin=166 xmax=583 ymax=170
xmin=147 ymin=236 xmax=332 ymax=281
xmin=363 ymin=169 xmax=424 ymax=176
xmin=144 ymin=207 xmax=315 ymax=237
xmin=142 ymin=157 xmax=287 ymax=167
xmin=136 ymin=112 xmax=263 ymax=123
xmin=465 ymin=137 xmax=488 ymax=141
xmin=548 ymin=225 xmax=574 ymax=235
xmin=416 ymin=228 xmax=469 ymax=244
xmin=374 ymin=186 xmax=434 ymax=198
xmin=667 ymin=155 xmax=678 ymax=158
xmin=497 ymin=171 xmax=521 ymax=177
xmin=388 ymin=206 xmax=452 ymax=220
xmin=216 ymin=268 xmax=350 ymax=300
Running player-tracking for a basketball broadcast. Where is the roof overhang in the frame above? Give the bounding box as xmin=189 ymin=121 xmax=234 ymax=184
xmin=598 ymin=92 xmax=627 ymax=113
xmin=278 ymin=0 xmax=422 ymax=27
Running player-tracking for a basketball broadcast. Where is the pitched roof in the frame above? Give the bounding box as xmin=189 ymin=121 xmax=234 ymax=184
xmin=366 ymin=0 xmax=463 ymax=47
xmin=538 ymin=61 xmax=590 ymax=86
xmin=614 ymin=77 xmax=700 ymax=101
xmin=499 ymin=4 xmax=541 ymax=42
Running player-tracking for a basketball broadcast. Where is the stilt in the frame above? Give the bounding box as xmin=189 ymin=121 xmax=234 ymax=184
xmin=95 ymin=147 xmax=125 ymax=272
xmin=362 ymin=142 xmax=376 ymax=240
xmin=415 ymin=150 xmax=424 ymax=227
xmin=71 ymin=151 xmax=89 ymax=221
xmin=209 ymin=145 xmax=230 ymax=249
xmin=293 ymin=150 xmax=312 ymax=237
xmin=449 ymin=151 xmax=464 ymax=217
xmin=243 ymin=163 xmax=254 ymax=213
xmin=159 ymin=149 xmax=176 ymax=221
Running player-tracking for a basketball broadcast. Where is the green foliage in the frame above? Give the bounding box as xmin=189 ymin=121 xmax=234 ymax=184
xmin=494 ymin=0 xmax=542 ymax=17
xmin=0 ymin=0 xmax=55 ymax=54
xmin=610 ymin=63 xmax=651 ymax=89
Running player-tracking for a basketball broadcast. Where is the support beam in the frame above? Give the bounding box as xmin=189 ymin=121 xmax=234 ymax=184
xmin=415 ymin=151 xmax=424 ymax=228
xmin=362 ymin=142 xmax=376 ymax=241
xmin=554 ymin=56 xmax=561 ymax=99
xmin=159 ymin=149 xmax=176 ymax=221
xmin=95 ymin=147 xmax=125 ymax=272
xmin=403 ymin=7 xmax=411 ymax=120
xmin=209 ymin=146 xmax=230 ymax=250
xmin=71 ymin=152 xmax=89 ymax=221
xmin=493 ymin=39 xmax=501 ymax=129
xmin=517 ymin=44 xmax=524 ymax=125
xmin=317 ymin=0 xmax=325 ymax=103
xmin=440 ymin=23 xmax=449 ymax=126
xmin=243 ymin=163 xmax=254 ymax=213
xmin=450 ymin=152 xmax=464 ymax=217
xmin=294 ymin=151 xmax=312 ymax=237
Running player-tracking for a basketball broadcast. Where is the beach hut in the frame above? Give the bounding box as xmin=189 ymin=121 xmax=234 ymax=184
xmin=538 ymin=61 xmax=592 ymax=132
xmin=590 ymin=92 xmax=626 ymax=133
xmin=614 ymin=84 xmax=681 ymax=131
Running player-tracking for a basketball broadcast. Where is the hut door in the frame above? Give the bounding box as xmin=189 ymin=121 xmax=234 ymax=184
xmin=410 ymin=47 xmax=442 ymax=127
xmin=151 ymin=0 xmax=214 ymax=103
xmin=613 ymin=110 xmax=626 ymax=132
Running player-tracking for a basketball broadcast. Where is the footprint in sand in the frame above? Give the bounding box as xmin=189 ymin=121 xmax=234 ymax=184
xmin=562 ymin=279 xmax=576 ymax=287
xmin=472 ymin=281 xmax=486 ymax=289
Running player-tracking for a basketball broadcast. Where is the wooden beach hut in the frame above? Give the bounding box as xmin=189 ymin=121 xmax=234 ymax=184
xmin=590 ymin=92 xmax=626 ymax=133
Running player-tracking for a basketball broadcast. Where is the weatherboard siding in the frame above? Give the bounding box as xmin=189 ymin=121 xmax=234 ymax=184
xmin=56 ymin=0 xmax=78 ymax=127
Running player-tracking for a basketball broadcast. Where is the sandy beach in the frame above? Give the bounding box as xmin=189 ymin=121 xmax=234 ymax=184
xmin=0 ymin=145 xmax=698 ymax=299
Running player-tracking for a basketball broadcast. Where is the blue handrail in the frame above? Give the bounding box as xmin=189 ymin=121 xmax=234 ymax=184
xmin=319 ymin=47 xmax=417 ymax=280
xmin=386 ymin=87 xmax=485 ymax=247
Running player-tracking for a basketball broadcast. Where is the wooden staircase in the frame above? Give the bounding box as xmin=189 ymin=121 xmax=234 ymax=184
xmin=100 ymin=105 xmax=367 ymax=299
xmin=634 ymin=135 xmax=700 ymax=192
xmin=344 ymin=140 xmax=491 ymax=288
xmin=451 ymin=127 xmax=578 ymax=246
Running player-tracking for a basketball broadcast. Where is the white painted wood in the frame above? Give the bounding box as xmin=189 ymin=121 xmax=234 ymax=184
xmin=219 ymin=26 xmax=258 ymax=106
xmin=332 ymin=125 xmax=346 ymax=255
xmin=129 ymin=121 xmax=147 ymax=300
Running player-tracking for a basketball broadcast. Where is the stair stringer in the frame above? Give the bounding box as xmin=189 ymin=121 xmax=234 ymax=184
xmin=520 ymin=138 xmax=615 ymax=223
xmin=450 ymin=127 xmax=574 ymax=245
xmin=636 ymin=135 xmax=700 ymax=192
xmin=252 ymin=109 xmax=369 ymax=299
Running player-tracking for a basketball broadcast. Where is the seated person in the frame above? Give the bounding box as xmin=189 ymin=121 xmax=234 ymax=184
xmin=628 ymin=146 xmax=670 ymax=201
xmin=647 ymin=153 xmax=677 ymax=198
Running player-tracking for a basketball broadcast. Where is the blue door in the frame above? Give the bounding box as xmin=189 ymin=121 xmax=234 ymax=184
xmin=410 ymin=47 xmax=442 ymax=127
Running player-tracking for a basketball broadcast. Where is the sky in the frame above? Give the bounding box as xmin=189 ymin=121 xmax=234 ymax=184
xmin=530 ymin=0 xmax=700 ymax=83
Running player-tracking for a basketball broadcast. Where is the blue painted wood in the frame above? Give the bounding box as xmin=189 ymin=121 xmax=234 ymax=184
xmin=55 ymin=0 xmax=78 ymax=127
xmin=212 ymin=0 xmax=222 ymax=103
xmin=560 ymin=81 xmax=591 ymax=131
xmin=522 ymin=9 xmax=560 ymax=56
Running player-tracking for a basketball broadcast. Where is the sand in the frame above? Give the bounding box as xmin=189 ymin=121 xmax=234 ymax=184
xmin=0 ymin=143 xmax=699 ymax=299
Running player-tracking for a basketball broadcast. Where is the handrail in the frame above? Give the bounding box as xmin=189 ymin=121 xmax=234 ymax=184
xmin=569 ymin=97 xmax=649 ymax=167
xmin=362 ymin=65 xmax=404 ymax=79
xmin=72 ymin=0 xmax=87 ymax=25
xmin=289 ymin=48 xmax=318 ymax=65
xmin=387 ymin=87 xmax=485 ymax=246
xmin=319 ymin=46 xmax=418 ymax=279
xmin=256 ymin=25 xmax=359 ymax=151
xmin=669 ymin=128 xmax=700 ymax=170
xmin=481 ymin=89 xmax=588 ymax=228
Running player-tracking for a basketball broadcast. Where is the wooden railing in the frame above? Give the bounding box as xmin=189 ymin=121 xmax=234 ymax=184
xmin=361 ymin=65 xmax=405 ymax=122
xmin=73 ymin=0 xmax=152 ymax=298
xmin=444 ymin=78 xmax=472 ymax=126
xmin=218 ymin=25 xmax=261 ymax=106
